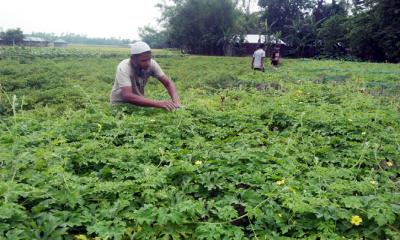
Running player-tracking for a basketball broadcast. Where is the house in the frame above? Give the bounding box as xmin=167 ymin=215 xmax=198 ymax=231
xmin=244 ymin=34 xmax=286 ymax=55
xmin=53 ymin=39 xmax=68 ymax=47
xmin=22 ymin=37 xmax=49 ymax=47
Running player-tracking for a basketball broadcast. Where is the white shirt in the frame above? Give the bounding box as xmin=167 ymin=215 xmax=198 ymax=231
xmin=110 ymin=58 xmax=165 ymax=103
xmin=253 ymin=49 xmax=266 ymax=69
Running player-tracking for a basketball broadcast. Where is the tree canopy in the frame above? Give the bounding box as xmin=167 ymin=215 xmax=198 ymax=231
xmin=152 ymin=0 xmax=399 ymax=62
xmin=0 ymin=28 xmax=24 ymax=45
xmin=158 ymin=0 xmax=241 ymax=55
xmin=138 ymin=26 xmax=168 ymax=49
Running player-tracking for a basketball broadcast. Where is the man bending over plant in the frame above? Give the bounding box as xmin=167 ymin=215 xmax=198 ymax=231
xmin=110 ymin=41 xmax=180 ymax=111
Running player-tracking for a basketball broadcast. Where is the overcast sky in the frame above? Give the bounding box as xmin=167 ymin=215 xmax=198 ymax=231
xmin=0 ymin=0 xmax=163 ymax=40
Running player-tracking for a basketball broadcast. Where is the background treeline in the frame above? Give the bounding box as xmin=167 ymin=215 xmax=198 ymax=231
xmin=29 ymin=32 xmax=132 ymax=45
xmin=140 ymin=0 xmax=400 ymax=62
xmin=2 ymin=0 xmax=399 ymax=62
xmin=0 ymin=29 xmax=131 ymax=46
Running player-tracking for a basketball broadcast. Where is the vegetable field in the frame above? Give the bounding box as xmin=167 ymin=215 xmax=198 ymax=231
xmin=1 ymin=46 xmax=399 ymax=239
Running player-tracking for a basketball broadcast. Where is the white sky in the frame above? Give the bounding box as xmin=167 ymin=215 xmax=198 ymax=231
xmin=0 ymin=0 xmax=163 ymax=40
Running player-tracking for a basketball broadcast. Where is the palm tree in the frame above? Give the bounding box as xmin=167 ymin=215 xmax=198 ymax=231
xmin=285 ymin=16 xmax=325 ymax=58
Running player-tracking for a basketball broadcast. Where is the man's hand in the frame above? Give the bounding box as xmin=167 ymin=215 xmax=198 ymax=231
xmin=173 ymin=99 xmax=181 ymax=108
xmin=158 ymin=101 xmax=180 ymax=111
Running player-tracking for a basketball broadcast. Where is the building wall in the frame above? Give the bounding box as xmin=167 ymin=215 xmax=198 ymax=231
xmin=23 ymin=41 xmax=49 ymax=47
xmin=245 ymin=43 xmax=288 ymax=57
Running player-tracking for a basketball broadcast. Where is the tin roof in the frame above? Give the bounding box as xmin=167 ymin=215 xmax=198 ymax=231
xmin=54 ymin=39 xmax=67 ymax=43
xmin=23 ymin=37 xmax=48 ymax=42
xmin=245 ymin=34 xmax=286 ymax=45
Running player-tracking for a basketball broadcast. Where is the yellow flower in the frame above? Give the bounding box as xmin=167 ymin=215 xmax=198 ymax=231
xmin=195 ymin=160 xmax=203 ymax=165
xmin=74 ymin=235 xmax=88 ymax=240
xmin=361 ymin=132 xmax=366 ymax=135
xmin=276 ymin=180 xmax=285 ymax=186
xmin=386 ymin=161 xmax=393 ymax=167
xmin=370 ymin=180 xmax=377 ymax=185
xmin=127 ymin=227 xmax=135 ymax=234
xmin=350 ymin=215 xmax=363 ymax=226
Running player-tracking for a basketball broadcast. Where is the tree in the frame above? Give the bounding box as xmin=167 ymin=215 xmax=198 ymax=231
xmin=2 ymin=28 xmax=24 ymax=46
xmin=373 ymin=0 xmax=400 ymax=62
xmin=313 ymin=0 xmax=347 ymax=23
xmin=286 ymin=16 xmax=324 ymax=57
xmin=257 ymin=0 xmax=316 ymax=36
xmin=138 ymin=25 xmax=168 ymax=49
xmin=238 ymin=0 xmax=258 ymax=14
xmin=347 ymin=12 xmax=383 ymax=61
xmin=318 ymin=15 xmax=349 ymax=57
xmin=235 ymin=10 xmax=265 ymax=34
xmin=158 ymin=0 xmax=241 ymax=55
xmin=351 ymin=0 xmax=369 ymax=14
xmin=29 ymin=32 xmax=131 ymax=45
xmin=347 ymin=0 xmax=400 ymax=62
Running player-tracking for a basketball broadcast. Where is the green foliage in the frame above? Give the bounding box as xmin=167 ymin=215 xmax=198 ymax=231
xmin=1 ymin=28 xmax=24 ymax=45
xmin=258 ymin=0 xmax=316 ymax=36
xmin=347 ymin=11 xmax=384 ymax=62
xmin=139 ymin=26 xmax=168 ymax=49
xmin=346 ymin=0 xmax=400 ymax=62
xmin=313 ymin=0 xmax=348 ymax=23
xmin=159 ymin=0 xmax=241 ymax=55
xmin=255 ymin=0 xmax=399 ymax=62
xmin=371 ymin=0 xmax=400 ymax=62
xmin=285 ymin=16 xmax=323 ymax=58
xmin=0 ymin=46 xmax=399 ymax=239
xmin=317 ymin=15 xmax=349 ymax=57
xmin=29 ymin=32 xmax=132 ymax=45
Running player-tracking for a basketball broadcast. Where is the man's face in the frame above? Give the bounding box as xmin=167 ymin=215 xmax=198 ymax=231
xmin=131 ymin=52 xmax=152 ymax=70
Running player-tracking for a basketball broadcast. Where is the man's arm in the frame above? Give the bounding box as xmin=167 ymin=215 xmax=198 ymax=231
xmin=157 ymin=75 xmax=181 ymax=106
xmin=121 ymin=87 xmax=177 ymax=111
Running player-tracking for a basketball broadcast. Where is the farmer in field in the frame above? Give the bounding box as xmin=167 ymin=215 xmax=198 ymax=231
xmin=110 ymin=41 xmax=180 ymax=111
xmin=251 ymin=43 xmax=266 ymax=72
xmin=270 ymin=45 xmax=281 ymax=67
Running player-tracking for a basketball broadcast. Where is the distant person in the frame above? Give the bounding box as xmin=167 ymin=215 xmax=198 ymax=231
xmin=251 ymin=43 xmax=266 ymax=72
xmin=110 ymin=41 xmax=180 ymax=111
xmin=270 ymin=45 xmax=281 ymax=67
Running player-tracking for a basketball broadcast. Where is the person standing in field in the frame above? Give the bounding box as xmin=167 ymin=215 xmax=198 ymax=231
xmin=270 ymin=45 xmax=281 ymax=68
xmin=251 ymin=43 xmax=266 ymax=72
xmin=110 ymin=41 xmax=180 ymax=111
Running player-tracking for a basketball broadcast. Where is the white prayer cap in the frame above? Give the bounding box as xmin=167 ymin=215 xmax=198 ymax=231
xmin=130 ymin=41 xmax=151 ymax=55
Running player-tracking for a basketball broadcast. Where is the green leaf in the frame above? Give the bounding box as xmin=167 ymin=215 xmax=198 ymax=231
xmin=342 ymin=196 xmax=364 ymax=209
